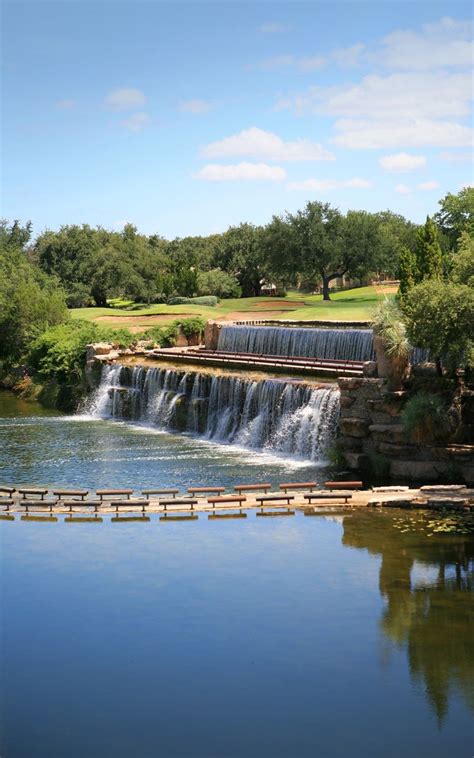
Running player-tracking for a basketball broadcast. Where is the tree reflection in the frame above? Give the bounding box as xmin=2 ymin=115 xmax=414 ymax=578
xmin=342 ymin=511 xmax=474 ymax=722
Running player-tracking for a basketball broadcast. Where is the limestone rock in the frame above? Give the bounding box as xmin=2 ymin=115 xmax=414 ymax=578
xmin=340 ymin=418 xmax=370 ymax=438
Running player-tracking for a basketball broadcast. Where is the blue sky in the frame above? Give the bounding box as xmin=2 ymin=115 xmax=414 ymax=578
xmin=3 ymin=1 xmax=473 ymax=239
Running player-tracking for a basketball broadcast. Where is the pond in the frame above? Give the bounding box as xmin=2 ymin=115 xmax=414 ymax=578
xmin=0 ymin=392 xmax=473 ymax=757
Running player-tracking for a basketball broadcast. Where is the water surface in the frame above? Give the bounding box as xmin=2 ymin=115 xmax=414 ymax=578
xmin=1 ymin=391 xmax=473 ymax=757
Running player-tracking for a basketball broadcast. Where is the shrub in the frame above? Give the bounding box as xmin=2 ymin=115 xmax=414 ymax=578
xmin=401 ymin=280 xmax=474 ymax=374
xmin=28 ymin=320 xmax=134 ymax=381
xmin=372 ymin=299 xmax=409 ymax=359
xmin=401 ymin=392 xmax=451 ymax=444
xmin=178 ymin=316 xmax=206 ymax=338
xmin=166 ymin=295 xmax=218 ymax=306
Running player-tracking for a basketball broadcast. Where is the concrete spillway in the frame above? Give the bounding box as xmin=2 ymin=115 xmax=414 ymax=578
xmin=88 ymin=364 xmax=340 ymax=463
xmin=217 ymin=325 xmax=375 ymax=362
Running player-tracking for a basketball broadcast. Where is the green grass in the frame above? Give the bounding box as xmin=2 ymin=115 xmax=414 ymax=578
xmin=70 ymin=286 xmax=394 ymax=330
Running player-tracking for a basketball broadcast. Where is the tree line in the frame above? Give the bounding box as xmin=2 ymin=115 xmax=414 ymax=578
xmin=3 ymin=189 xmax=469 ymax=310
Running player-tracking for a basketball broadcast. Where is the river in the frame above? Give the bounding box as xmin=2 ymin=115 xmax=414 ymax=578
xmin=0 ymin=391 xmax=473 ymax=757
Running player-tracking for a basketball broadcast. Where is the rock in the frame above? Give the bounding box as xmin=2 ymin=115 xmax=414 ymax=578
xmin=420 ymin=484 xmax=467 ymax=493
xmin=204 ymin=321 xmax=221 ymax=350
xmin=86 ymin=343 xmax=113 ymax=360
xmin=362 ymin=361 xmax=377 ymax=377
xmin=344 ymin=452 xmax=369 ymax=469
xmin=389 ymin=459 xmax=450 ymax=481
xmin=369 ymin=424 xmax=406 ymax=444
xmin=372 ymin=486 xmax=410 ymax=492
xmin=340 ymin=418 xmax=370 ymax=438
xmin=426 ymin=497 xmax=469 ymax=510
xmin=377 ymin=441 xmax=416 ymax=457
xmin=175 ymin=330 xmax=188 ymax=347
xmin=411 ymin=362 xmax=438 ymax=377
xmin=339 ymin=395 xmax=355 ymax=409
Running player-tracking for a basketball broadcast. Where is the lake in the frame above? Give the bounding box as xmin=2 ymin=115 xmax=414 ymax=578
xmin=0 ymin=392 xmax=473 ymax=757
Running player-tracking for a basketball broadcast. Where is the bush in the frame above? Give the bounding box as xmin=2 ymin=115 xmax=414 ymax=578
xmin=142 ymin=317 xmax=206 ymax=346
xmin=178 ymin=316 xmax=206 ymax=338
xmin=28 ymin=320 xmax=134 ymax=382
xmin=401 ymin=392 xmax=451 ymax=444
xmin=372 ymin=299 xmax=409 ymax=359
xmin=166 ymin=295 xmax=218 ymax=306
xmin=401 ymin=280 xmax=474 ymax=374
xmin=197 ymin=269 xmax=241 ymax=298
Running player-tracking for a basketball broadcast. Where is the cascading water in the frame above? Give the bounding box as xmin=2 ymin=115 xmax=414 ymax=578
xmin=217 ymin=325 xmax=375 ymax=362
xmin=88 ymin=364 xmax=340 ymax=463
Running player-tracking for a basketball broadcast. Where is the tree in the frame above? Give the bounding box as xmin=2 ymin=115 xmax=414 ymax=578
xmin=398 ymin=246 xmax=417 ymax=296
xmin=413 ymin=216 xmax=443 ymax=283
xmin=0 ymin=222 xmax=68 ymax=361
xmin=264 ymin=202 xmax=382 ymax=300
xmin=374 ymin=211 xmax=419 ymax=278
xmin=401 ymin=280 xmax=474 ymax=375
xmin=214 ymin=224 xmax=264 ymax=296
xmin=451 ymin=232 xmax=474 ymax=289
xmin=435 ymin=187 xmax=474 ymax=249
xmin=197 ymin=269 xmax=241 ymax=298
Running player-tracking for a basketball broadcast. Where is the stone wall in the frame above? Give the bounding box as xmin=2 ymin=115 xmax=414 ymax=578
xmin=337 ymin=377 xmax=474 ymax=485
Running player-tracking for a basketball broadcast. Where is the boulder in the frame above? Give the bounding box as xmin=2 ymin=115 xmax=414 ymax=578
xmin=339 ymin=418 xmax=370 ymax=438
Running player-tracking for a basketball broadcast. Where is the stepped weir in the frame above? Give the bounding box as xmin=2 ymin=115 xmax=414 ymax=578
xmin=88 ymin=364 xmax=340 ymax=462
xmin=217 ymin=324 xmax=375 ymax=362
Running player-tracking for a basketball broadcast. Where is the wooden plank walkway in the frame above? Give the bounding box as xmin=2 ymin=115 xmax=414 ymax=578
xmin=2 ymin=486 xmax=473 ymax=516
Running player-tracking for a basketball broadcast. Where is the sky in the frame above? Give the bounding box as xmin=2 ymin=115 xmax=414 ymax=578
xmin=2 ymin=0 xmax=473 ymax=239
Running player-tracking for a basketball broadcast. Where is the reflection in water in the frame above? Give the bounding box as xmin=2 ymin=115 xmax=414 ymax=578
xmin=342 ymin=511 xmax=474 ymax=722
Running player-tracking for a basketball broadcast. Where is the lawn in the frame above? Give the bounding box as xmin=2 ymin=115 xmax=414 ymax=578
xmin=70 ymin=285 xmax=395 ymax=333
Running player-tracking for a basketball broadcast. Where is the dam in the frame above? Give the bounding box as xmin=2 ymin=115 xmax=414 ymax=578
xmin=89 ymin=364 xmax=341 ymax=463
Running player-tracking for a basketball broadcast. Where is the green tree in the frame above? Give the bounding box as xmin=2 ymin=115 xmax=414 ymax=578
xmin=413 ymin=216 xmax=443 ymax=282
xmin=263 ymin=202 xmax=382 ymax=300
xmin=0 ymin=222 xmax=68 ymax=362
xmin=197 ymin=268 xmax=241 ymax=298
xmin=398 ymin=246 xmax=417 ymax=296
xmin=451 ymin=232 xmax=474 ymax=288
xmin=214 ymin=224 xmax=264 ymax=297
xmin=435 ymin=187 xmax=474 ymax=249
xmin=374 ymin=211 xmax=419 ymax=278
xmin=401 ymin=280 xmax=474 ymax=375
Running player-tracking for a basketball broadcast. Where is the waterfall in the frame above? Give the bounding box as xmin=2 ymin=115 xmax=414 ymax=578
xmin=217 ymin=325 xmax=375 ymax=362
xmin=88 ymin=364 xmax=340 ymax=462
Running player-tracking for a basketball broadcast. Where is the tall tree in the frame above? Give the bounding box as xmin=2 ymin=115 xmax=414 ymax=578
xmin=398 ymin=247 xmax=417 ymax=296
xmin=413 ymin=216 xmax=443 ymax=283
xmin=435 ymin=187 xmax=474 ymax=250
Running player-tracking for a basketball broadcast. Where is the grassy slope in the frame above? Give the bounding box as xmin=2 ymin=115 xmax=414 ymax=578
xmin=70 ymin=286 xmax=393 ymax=330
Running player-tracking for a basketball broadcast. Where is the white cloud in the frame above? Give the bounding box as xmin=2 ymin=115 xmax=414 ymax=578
xmin=201 ymin=127 xmax=334 ymax=162
xmin=55 ymin=98 xmax=76 ymax=110
xmin=417 ymin=181 xmax=440 ymax=191
xmin=121 ymin=112 xmax=150 ymax=132
xmin=332 ymin=118 xmax=473 ymax=149
xmin=288 ymin=73 xmax=471 ymax=120
xmin=105 ymin=88 xmax=146 ymax=110
xmin=297 ymin=56 xmax=327 ymax=72
xmin=439 ymin=150 xmax=473 ymax=163
xmin=251 ymin=54 xmax=327 ymax=72
xmin=288 ymin=177 xmax=371 ymax=191
xmin=331 ymin=43 xmax=366 ymax=67
xmin=179 ymin=99 xmax=212 ymax=114
xmin=379 ymin=17 xmax=473 ymax=71
xmin=259 ymin=22 xmax=291 ymax=34
xmin=274 ymin=18 xmax=473 ymax=151
xmin=379 ymin=152 xmax=427 ymax=173
xmin=395 ymin=184 xmax=412 ymax=194
xmin=196 ymin=162 xmax=286 ymax=182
